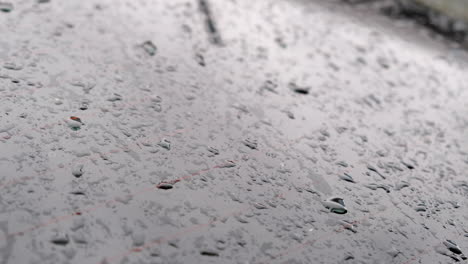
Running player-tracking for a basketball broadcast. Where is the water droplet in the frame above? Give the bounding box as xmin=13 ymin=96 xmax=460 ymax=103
xmin=54 ymin=98 xmax=63 ymax=105
xmin=0 ymin=2 xmax=12 ymax=12
xmin=395 ymin=181 xmax=410 ymax=191
xmin=218 ymin=160 xmax=236 ymax=168
xmin=283 ymin=109 xmax=295 ymax=119
xmin=367 ymin=165 xmax=386 ymax=179
xmin=195 ymin=53 xmax=205 ymax=66
xmin=3 ymin=62 xmax=22 ymax=70
xmin=414 ymin=203 xmax=426 ymax=212
xmin=242 ymin=138 xmax=257 ymax=149
xmin=62 ymin=248 xmax=76 ymax=259
xmin=377 ymin=56 xmax=390 ymax=69
xmin=115 ymin=194 xmax=133 ymax=204
xmin=323 ymin=197 xmax=347 ymax=214
xmin=51 ymin=233 xmax=69 ymax=246
xmin=157 ymin=139 xmax=171 ymax=150
xmin=70 ymin=191 xmax=86 ymax=196
xmin=207 ymin=146 xmax=219 ymax=156
xmin=447 ymin=201 xmax=461 ymax=208
xmin=107 ymin=93 xmax=122 ymax=102
xmin=289 ymin=82 xmax=309 ymax=94
xmin=71 ymin=218 xmax=85 ymax=231
xmin=336 ymin=161 xmax=348 ymax=167
xmin=340 ymin=220 xmax=357 ymax=233
xmin=253 ymin=203 xmax=268 ymax=209
xmin=67 ymin=119 xmax=82 ymax=131
xmin=149 ymin=96 xmax=162 ymax=112
xmin=234 ymin=215 xmax=249 ymax=223
xmin=141 ymin=41 xmax=157 ymax=56
xmin=72 ymin=232 xmax=87 ymax=244
xmin=200 ymin=250 xmax=219 ymax=257
xmin=339 ymin=173 xmax=355 ymax=183
xmin=157 ymin=183 xmax=173 ymax=190
xmin=260 ymin=80 xmax=277 ymax=94
xmin=70 ymin=116 xmax=84 ymax=124
xmin=69 ymin=78 xmax=95 ymax=93
xmin=443 ymin=240 xmax=465 ymax=256
xmin=79 ymin=102 xmax=88 ymax=110
xmin=401 ymin=160 xmax=415 ymax=169
xmin=132 ymin=232 xmax=145 ymax=247
xmin=72 ymin=164 xmax=84 ymax=178
xmin=364 ymin=183 xmax=390 ymax=193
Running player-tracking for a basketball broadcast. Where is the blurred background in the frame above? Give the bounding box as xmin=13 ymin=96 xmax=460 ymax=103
xmin=0 ymin=0 xmax=467 ymax=264
xmin=341 ymin=0 xmax=468 ymax=47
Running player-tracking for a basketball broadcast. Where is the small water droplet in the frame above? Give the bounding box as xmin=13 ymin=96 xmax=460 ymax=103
xmin=367 ymin=165 xmax=386 ymax=179
xmin=79 ymin=102 xmax=88 ymax=110
xmin=200 ymin=250 xmax=219 ymax=257
xmin=157 ymin=183 xmax=173 ymax=190
xmin=283 ymin=109 xmax=295 ymax=119
xmin=70 ymin=116 xmax=84 ymax=124
xmin=218 ymin=160 xmax=236 ymax=168
xmin=414 ymin=203 xmax=427 ymax=212
xmin=401 ymin=160 xmax=415 ymax=169
xmin=107 ymin=93 xmax=122 ymax=102
xmin=364 ymin=183 xmax=390 ymax=193
xmin=141 ymin=41 xmax=157 ymax=56
xmin=253 ymin=203 xmax=267 ymax=209
xmin=51 ymin=233 xmax=69 ymax=246
xmin=195 ymin=53 xmax=205 ymax=66
xmin=260 ymin=80 xmax=277 ymax=93
xmin=132 ymin=232 xmax=145 ymax=247
xmin=157 ymin=139 xmax=171 ymax=150
xmin=54 ymin=98 xmax=63 ymax=105
xmin=207 ymin=146 xmax=219 ymax=156
xmin=70 ymin=191 xmax=86 ymax=196
xmin=339 ymin=173 xmax=355 ymax=183
xmin=340 ymin=220 xmax=357 ymax=233
xmin=72 ymin=164 xmax=84 ymax=178
xmin=289 ymin=82 xmax=309 ymax=94
xmin=3 ymin=62 xmax=22 ymax=70
xmin=67 ymin=119 xmax=82 ymax=131
xmin=395 ymin=181 xmax=410 ymax=191
xmin=242 ymin=138 xmax=257 ymax=149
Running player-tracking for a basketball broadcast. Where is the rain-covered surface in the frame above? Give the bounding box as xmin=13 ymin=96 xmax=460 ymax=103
xmin=0 ymin=0 xmax=468 ymax=263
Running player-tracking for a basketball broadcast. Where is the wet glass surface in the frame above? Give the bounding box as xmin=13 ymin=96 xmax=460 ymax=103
xmin=0 ymin=0 xmax=467 ymax=263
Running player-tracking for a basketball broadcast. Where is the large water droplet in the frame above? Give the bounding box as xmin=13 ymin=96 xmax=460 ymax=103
xmin=0 ymin=2 xmax=13 ymax=12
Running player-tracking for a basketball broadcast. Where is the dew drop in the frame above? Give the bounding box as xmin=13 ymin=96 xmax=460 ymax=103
xmin=157 ymin=183 xmax=173 ymax=190
xmin=323 ymin=197 xmax=347 ymax=214
xmin=157 ymin=139 xmax=171 ymax=150
xmin=51 ymin=233 xmax=69 ymax=246
xmin=141 ymin=40 xmax=157 ymax=56
xmin=289 ymin=82 xmax=309 ymax=94
xmin=0 ymin=2 xmax=13 ymax=12
xmin=200 ymin=250 xmax=219 ymax=257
